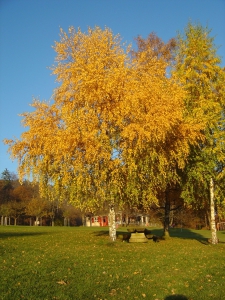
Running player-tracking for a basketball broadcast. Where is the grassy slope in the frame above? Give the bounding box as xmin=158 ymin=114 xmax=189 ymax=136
xmin=0 ymin=226 xmax=224 ymax=300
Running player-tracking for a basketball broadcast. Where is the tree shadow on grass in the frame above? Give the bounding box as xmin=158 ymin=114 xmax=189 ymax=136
xmin=92 ymin=228 xmax=225 ymax=244
xmin=92 ymin=230 xmax=109 ymax=237
xmin=164 ymin=295 xmax=188 ymax=300
xmin=94 ymin=227 xmax=206 ymax=241
xmin=150 ymin=228 xmax=225 ymax=244
xmin=0 ymin=231 xmax=49 ymax=239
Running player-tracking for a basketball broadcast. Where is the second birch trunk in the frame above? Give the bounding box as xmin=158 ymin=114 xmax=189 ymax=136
xmin=210 ymin=178 xmax=218 ymax=244
xmin=108 ymin=204 xmax=116 ymax=242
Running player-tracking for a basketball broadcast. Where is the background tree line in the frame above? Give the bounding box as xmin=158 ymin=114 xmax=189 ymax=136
xmin=4 ymin=22 xmax=225 ymax=242
xmin=0 ymin=168 xmax=218 ymax=229
xmin=0 ymin=169 xmax=83 ymax=226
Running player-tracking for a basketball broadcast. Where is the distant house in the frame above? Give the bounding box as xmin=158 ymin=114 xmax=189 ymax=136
xmin=85 ymin=213 xmax=150 ymax=227
xmin=125 ymin=214 xmax=150 ymax=226
xmin=217 ymin=220 xmax=225 ymax=230
xmin=86 ymin=215 xmax=108 ymax=227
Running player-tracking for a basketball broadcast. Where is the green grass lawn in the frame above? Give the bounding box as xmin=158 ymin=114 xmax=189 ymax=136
xmin=0 ymin=226 xmax=224 ymax=300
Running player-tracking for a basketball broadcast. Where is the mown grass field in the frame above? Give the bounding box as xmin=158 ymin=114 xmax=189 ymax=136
xmin=0 ymin=226 xmax=224 ymax=300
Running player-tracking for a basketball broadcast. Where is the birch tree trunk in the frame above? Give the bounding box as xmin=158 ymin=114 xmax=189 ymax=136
xmin=82 ymin=214 xmax=85 ymax=226
xmin=210 ymin=178 xmax=218 ymax=244
xmin=35 ymin=216 xmax=39 ymax=226
xmin=163 ymin=190 xmax=170 ymax=237
xmin=108 ymin=204 xmax=116 ymax=241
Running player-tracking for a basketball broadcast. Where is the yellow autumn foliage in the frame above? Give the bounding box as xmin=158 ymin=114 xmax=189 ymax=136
xmin=4 ymin=26 xmax=203 ymax=209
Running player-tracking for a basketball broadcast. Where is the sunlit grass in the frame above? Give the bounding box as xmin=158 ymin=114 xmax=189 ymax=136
xmin=0 ymin=226 xmax=224 ymax=300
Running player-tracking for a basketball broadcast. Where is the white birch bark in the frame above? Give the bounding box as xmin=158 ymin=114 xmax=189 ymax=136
xmin=35 ymin=216 xmax=39 ymax=226
xmin=210 ymin=178 xmax=218 ymax=244
xmin=108 ymin=204 xmax=116 ymax=241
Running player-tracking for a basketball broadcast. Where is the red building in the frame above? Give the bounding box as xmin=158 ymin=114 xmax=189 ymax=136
xmin=86 ymin=215 xmax=108 ymax=227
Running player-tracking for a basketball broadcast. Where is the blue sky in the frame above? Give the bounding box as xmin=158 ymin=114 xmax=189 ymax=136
xmin=0 ymin=0 xmax=225 ymax=176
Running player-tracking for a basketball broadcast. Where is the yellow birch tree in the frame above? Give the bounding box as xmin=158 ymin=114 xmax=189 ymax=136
xmin=172 ymin=23 xmax=225 ymax=244
xmin=5 ymin=26 xmax=203 ymax=239
xmin=117 ymin=33 xmax=203 ymax=235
